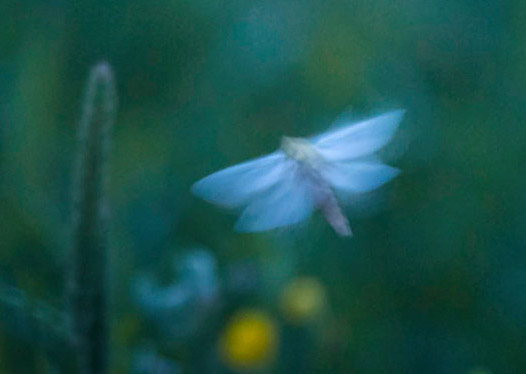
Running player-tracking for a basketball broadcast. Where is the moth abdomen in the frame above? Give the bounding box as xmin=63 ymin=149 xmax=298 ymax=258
xmin=301 ymin=165 xmax=352 ymax=237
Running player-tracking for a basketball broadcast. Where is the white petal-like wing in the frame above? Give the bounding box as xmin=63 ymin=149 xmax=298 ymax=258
xmin=321 ymin=161 xmax=400 ymax=194
xmin=191 ymin=151 xmax=287 ymax=208
xmin=313 ymin=110 xmax=404 ymax=162
xmin=234 ymin=166 xmax=314 ymax=232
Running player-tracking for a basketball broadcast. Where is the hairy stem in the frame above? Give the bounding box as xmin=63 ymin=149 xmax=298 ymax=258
xmin=68 ymin=62 xmax=116 ymax=374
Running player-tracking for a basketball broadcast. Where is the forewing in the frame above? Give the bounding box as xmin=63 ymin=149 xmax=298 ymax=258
xmin=321 ymin=161 xmax=400 ymax=194
xmin=234 ymin=166 xmax=314 ymax=232
xmin=313 ymin=110 xmax=404 ymax=162
xmin=191 ymin=151 xmax=287 ymax=208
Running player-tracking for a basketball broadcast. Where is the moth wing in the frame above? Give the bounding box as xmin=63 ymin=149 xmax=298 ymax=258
xmin=312 ymin=110 xmax=404 ymax=162
xmin=234 ymin=165 xmax=314 ymax=232
xmin=191 ymin=151 xmax=287 ymax=208
xmin=321 ymin=161 xmax=400 ymax=194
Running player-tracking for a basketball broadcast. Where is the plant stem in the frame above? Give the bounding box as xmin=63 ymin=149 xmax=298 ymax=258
xmin=68 ymin=62 xmax=116 ymax=374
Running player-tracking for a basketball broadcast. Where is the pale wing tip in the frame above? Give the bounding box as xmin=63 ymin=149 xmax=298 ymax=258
xmin=233 ymin=222 xmax=252 ymax=233
xmin=387 ymin=108 xmax=405 ymax=116
xmin=389 ymin=166 xmax=402 ymax=179
xmin=191 ymin=178 xmax=224 ymax=205
xmin=233 ymin=214 xmax=285 ymax=233
xmin=368 ymin=165 xmax=401 ymax=191
xmin=233 ymin=219 xmax=267 ymax=233
xmin=390 ymin=108 xmax=406 ymax=116
xmin=383 ymin=109 xmax=405 ymax=125
xmin=190 ymin=179 xmax=207 ymax=199
xmin=233 ymin=213 xmax=306 ymax=233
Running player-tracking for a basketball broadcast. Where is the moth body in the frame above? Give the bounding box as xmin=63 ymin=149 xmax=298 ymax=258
xmin=281 ymin=136 xmax=351 ymax=236
xmin=192 ymin=110 xmax=404 ymax=236
xmin=281 ymin=136 xmax=323 ymax=167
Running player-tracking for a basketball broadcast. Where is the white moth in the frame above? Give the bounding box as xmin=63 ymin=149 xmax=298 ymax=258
xmin=192 ymin=110 xmax=404 ymax=236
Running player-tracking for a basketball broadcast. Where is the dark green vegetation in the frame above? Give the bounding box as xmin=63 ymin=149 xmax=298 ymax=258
xmin=1 ymin=0 xmax=525 ymax=373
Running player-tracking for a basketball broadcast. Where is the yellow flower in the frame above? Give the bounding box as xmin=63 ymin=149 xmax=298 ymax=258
xmin=280 ymin=277 xmax=326 ymax=325
xmin=219 ymin=309 xmax=278 ymax=372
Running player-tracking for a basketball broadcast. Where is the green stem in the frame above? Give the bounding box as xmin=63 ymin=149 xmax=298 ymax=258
xmin=68 ymin=62 xmax=116 ymax=374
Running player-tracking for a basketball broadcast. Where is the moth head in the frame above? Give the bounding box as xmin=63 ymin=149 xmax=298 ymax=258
xmin=281 ymin=136 xmax=321 ymax=163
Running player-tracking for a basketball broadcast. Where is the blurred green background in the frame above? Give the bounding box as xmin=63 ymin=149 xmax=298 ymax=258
xmin=1 ymin=0 xmax=525 ymax=373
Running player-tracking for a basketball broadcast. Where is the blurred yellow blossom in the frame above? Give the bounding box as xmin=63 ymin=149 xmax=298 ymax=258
xmin=219 ymin=309 xmax=278 ymax=371
xmin=280 ymin=277 xmax=327 ymax=324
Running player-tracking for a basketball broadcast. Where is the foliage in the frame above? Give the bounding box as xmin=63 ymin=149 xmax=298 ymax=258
xmin=0 ymin=0 xmax=525 ymax=372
